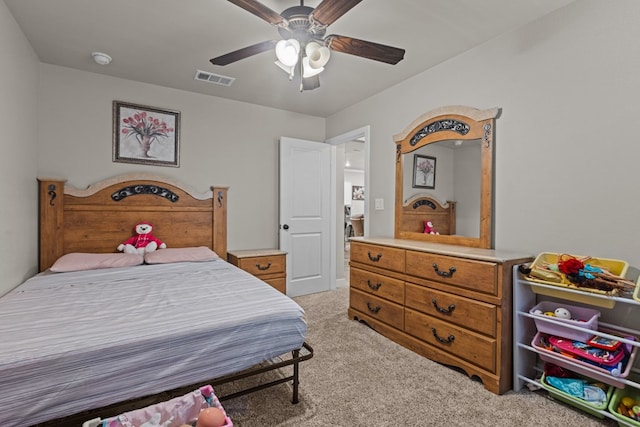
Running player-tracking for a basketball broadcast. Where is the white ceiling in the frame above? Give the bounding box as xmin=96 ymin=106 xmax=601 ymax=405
xmin=4 ymin=0 xmax=574 ymax=117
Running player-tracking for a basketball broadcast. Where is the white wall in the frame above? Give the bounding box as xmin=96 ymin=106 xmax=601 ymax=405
xmin=326 ymin=0 xmax=640 ymax=268
xmin=36 ymin=64 xmax=325 ymax=262
xmin=0 ymin=2 xmax=40 ymax=296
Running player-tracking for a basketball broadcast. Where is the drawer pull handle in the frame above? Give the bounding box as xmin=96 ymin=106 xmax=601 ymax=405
xmin=367 ymin=280 xmax=382 ymax=291
xmin=366 ymin=302 xmax=381 ymax=313
xmin=367 ymin=252 xmax=382 ymax=262
xmin=432 ymin=299 xmax=455 ymax=314
xmin=431 ymin=328 xmax=455 ymax=344
xmin=432 ymin=263 xmax=456 ymax=278
xmin=256 ymin=262 xmax=272 ymax=271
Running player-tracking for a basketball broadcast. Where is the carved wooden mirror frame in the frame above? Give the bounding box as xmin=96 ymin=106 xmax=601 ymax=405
xmin=393 ymin=106 xmax=500 ymax=249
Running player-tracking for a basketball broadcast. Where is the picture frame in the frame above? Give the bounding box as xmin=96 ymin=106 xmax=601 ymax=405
xmin=352 ymin=185 xmax=364 ymax=200
xmin=113 ymin=101 xmax=180 ymax=167
xmin=412 ymin=154 xmax=436 ymax=189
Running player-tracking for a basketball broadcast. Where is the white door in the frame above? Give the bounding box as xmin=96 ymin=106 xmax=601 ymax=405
xmin=279 ymin=137 xmax=331 ymax=297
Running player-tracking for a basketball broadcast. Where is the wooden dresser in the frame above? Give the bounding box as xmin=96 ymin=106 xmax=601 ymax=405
xmin=348 ymin=237 xmax=531 ymax=394
xmin=227 ymin=249 xmax=287 ymax=294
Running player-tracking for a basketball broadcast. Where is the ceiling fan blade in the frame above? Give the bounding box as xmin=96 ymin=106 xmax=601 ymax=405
xmin=325 ymin=35 xmax=405 ymax=65
xmin=227 ymin=0 xmax=285 ymax=26
xmin=301 ymin=75 xmax=320 ymax=91
xmin=310 ymin=0 xmax=362 ymax=27
xmin=210 ymin=40 xmax=277 ymax=66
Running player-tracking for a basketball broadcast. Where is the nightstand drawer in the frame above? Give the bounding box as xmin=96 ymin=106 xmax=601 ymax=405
xmin=227 ymin=249 xmax=287 ymax=294
xmin=263 ymin=277 xmax=286 ymax=294
xmin=236 ymin=255 xmax=285 ymax=276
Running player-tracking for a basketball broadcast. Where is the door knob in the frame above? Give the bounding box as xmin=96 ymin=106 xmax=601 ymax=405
xmin=282 ymin=224 xmax=289 ymax=230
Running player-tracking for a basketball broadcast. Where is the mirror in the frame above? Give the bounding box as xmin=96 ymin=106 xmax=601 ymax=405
xmin=393 ymin=106 xmax=499 ymax=249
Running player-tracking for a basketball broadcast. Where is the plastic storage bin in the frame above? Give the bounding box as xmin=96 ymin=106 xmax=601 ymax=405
xmin=82 ymin=385 xmax=232 ymax=427
xmin=540 ymin=372 xmax=613 ymax=419
xmin=608 ymin=386 xmax=640 ymax=426
xmin=529 ymin=301 xmax=600 ymax=342
xmin=526 ymin=253 xmax=629 ymax=308
xmin=532 ymin=331 xmax=638 ymax=389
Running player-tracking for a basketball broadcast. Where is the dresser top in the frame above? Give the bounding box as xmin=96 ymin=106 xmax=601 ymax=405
xmin=351 ymin=237 xmax=532 ymax=263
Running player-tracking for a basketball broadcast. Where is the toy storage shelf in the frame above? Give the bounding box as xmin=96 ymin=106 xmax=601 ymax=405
xmin=513 ymin=265 xmax=640 ymax=426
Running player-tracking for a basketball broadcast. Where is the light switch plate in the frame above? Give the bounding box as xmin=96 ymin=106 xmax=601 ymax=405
xmin=374 ymin=198 xmax=384 ymax=210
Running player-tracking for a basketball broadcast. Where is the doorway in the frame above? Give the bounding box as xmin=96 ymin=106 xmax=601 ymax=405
xmin=326 ymin=126 xmax=370 ymax=289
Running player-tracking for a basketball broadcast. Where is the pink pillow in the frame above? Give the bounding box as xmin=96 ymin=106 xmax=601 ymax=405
xmin=50 ymin=252 xmax=144 ymax=272
xmin=144 ymin=246 xmax=219 ymax=264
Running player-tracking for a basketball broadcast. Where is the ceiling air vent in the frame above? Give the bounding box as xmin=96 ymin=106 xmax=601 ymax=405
xmin=194 ymin=70 xmax=235 ymax=87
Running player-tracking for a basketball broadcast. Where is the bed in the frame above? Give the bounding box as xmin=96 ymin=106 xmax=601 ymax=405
xmin=399 ymin=194 xmax=456 ymax=235
xmin=0 ymin=174 xmax=312 ymax=427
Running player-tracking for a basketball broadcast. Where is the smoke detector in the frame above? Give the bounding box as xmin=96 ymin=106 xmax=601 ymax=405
xmin=92 ymin=52 xmax=112 ymax=65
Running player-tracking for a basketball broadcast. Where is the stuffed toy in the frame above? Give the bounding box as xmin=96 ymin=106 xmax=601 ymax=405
xmin=118 ymin=222 xmax=166 ymax=255
xmin=423 ymin=220 xmax=440 ymax=235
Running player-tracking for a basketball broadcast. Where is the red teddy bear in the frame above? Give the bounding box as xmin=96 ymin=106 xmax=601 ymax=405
xmin=117 ymin=222 xmax=166 ymax=255
xmin=423 ymin=220 xmax=440 ymax=235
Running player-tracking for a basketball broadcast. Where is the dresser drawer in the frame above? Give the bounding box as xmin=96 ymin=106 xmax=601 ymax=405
xmin=236 ymin=254 xmax=285 ymax=277
xmin=405 ymin=308 xmax=496 ymax=373
xmin=350 ymin=242 xmax=405 ymax=273
xmin=350 ymin=288 xmax=404 ymax=330
xmin=405 ymin=251 xmax=497 ymax=295
xmin=350 ymin=267 xmax=404 ymax=304
xmin=404 ymin=283 xmax=497 ymax=337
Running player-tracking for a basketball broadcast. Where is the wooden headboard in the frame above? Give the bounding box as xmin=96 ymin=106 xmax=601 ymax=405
xmin=399 ymin=195 xmax=456 ymax=236
xmin=38 ymin=173 xmax=228 ymax=272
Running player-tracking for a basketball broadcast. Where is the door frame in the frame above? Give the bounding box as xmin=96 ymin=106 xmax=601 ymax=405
xmin=326 ymin=125 xmax=370 ymax=289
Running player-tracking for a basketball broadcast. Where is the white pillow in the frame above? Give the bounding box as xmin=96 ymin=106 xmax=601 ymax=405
xmin=50 ymin=252 xmax=144 ymax=272
xmin=144 ymin=246 xmax=219 ymax=264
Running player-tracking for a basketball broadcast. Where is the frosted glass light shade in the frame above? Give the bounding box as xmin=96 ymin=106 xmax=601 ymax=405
xmin=275 ymin=60 xmax=295 ymax=80
xmin=302 ymin=57 xmax=323 ymax=78
xmin=275 ymin=39 xmax=300 ymax=67
xmin=305 ymin=42 xmax=330 ymax=69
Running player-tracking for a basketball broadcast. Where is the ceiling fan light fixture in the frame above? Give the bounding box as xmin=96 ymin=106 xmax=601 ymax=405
xmin=305 ymin=42 xmax=330 ymax=69
xmin=274 ymin=60 xmax=295 ymax=80
xmin=302 ymin=57 xmax=324 ymax=78
xmin=275 ymin=39 xmax=300 ymax=67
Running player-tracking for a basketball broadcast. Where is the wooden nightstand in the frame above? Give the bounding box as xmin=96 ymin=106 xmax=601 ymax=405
xmin=227 ymin=249 xmax=287 ymax=294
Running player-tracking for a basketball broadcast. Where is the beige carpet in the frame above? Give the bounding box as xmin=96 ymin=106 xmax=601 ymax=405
xmin=216 ymin=286 xmax=615 ymax=426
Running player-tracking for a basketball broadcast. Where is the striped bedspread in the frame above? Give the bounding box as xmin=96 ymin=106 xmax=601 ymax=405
xmin=0 ymin=260 xmax=307 ymax=427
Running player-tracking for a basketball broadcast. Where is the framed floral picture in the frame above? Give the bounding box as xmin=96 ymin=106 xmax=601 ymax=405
xmin=352 ymin=185 xmax=364 ymax=200
xmin=113 ymin=101 xmax=180 ymax=167
xmin=412 ymin=154 xmax=436 ymax=189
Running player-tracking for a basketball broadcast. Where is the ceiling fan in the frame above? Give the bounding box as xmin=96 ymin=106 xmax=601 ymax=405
xmin=210 ymin=0 xmax=405 ymax=91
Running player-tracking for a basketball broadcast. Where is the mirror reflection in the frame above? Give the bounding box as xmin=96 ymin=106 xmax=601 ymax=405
xmin=402 ymin=139 xmax=481 ymax=238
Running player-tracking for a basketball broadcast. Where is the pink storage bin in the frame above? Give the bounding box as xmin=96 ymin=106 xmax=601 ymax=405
xmin=532 ymin=331 xmax=638 ymax=389
xmin=529 ymin=301 xmax=600 ymax=342
xmin=83 ymin=385 xmax=232 ymax=427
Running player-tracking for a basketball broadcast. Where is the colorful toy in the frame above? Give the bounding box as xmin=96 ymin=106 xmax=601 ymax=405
xmin=423 ymin=220 xmax=439 ymax=235
xmin=195 ymin=407 xmax=226 ymax=427
xmin=554 ymin=307 xmax=572 ymax=319
xmin=117 ymin=222 xmax=166 ymax=255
